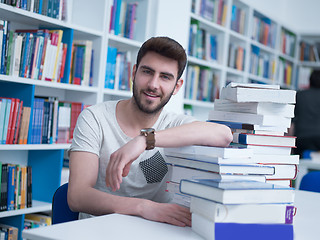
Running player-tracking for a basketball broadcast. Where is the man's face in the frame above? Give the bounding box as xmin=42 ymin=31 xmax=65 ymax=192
xmin=132 ymin=51 xmax=183 ymax=114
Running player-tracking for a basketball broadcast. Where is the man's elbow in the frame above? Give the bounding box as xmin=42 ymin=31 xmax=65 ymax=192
xmin=67 ymin=188 xmax=81 ymax=212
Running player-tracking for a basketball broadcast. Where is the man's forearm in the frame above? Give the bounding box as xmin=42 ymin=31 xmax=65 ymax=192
xmin=154 ymin=121 xmax=233 ymax=148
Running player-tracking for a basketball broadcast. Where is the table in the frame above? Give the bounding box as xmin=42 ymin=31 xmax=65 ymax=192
xmin=22 ymin=190 xmax=320 ymax=240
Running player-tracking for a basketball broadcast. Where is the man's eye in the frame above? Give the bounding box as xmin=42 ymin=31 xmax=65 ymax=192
xmin=161 ymin=75 xmax=170 ymax=80
xmin=143 ymin=70 xmax=152 ymax=74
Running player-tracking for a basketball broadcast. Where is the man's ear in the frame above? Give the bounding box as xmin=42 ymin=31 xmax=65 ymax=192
xmin=172 ymin=79 xmax=184 ymax=95
xmin=131 ymin=64 xmax=137 ymax=81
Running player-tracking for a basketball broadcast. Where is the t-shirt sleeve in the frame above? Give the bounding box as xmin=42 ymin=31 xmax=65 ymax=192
xmin=68 ymin=107 xmax=102 ymax=157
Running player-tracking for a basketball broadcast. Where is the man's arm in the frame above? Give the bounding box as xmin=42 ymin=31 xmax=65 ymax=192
xmin=67 ymin=151 xmax=191 ymax=227
xmin=106 ymin=121 xmax=232 ymax=191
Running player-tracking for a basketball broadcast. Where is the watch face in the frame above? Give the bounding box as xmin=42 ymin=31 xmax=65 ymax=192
xmin=141 ymin=128 xmax=155 ymax=133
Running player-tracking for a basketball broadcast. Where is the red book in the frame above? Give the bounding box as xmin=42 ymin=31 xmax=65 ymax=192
xmin=69 ymin=102 xmax=83 ymax=141
xmin=13 ymin=100 xmax=23 ymax=144
xmin=8 ymin=99 xmax=20 ymax=144
xmin=6 ymin=98 xmax=17 ymax=144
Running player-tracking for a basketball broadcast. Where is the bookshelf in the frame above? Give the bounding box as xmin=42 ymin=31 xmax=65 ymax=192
xmin=0 ymin=0 xmax=154 ymax=238
xmin=185 ymin=0 xmax=300 ymax=120
xmin=296 ymin=34 xmax=320 ymax=89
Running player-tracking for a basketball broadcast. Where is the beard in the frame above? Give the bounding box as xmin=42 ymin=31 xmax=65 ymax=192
xmin=132 ymin=76 xmax=176 ymax=114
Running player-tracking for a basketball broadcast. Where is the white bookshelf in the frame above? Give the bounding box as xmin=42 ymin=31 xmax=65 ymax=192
xmin=184 ymin=0 xmax=300 ymax=120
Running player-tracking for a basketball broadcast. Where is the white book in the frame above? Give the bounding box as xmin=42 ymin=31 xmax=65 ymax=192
xmin=208 ymin=110 xmax=292 ymax=128
xmin=252 ymin=154 xmax=299 ymax=164
xmin=208 ymin=120 xmax=288 ymax=133
xmin=265 ymin=164 xmax=298 ymax=180
xmin=220 ymin=85 xmax=296 ymax=104
xmin=214 ymin=99 xmax=295 ymax=118
xmin=164 ymin=145 xmax=253 ymax=159
xmin=190 ymin=196 xmax=295 ymax=223
xmin=180 ymin=179 xmax=295 ymax=204
xmin=166 ymin=156 xmax=275 ymax=175
xmin=11 ymin=34 xmax=24 ymax=77
xmin=226 ymin=82 xmax=280 ymax=89
xmin=166 ymin=153 xmax=256 ymax=165
xmin=266 ymin=179 xmax=291 ymax=187
xmin=168 ymin=165 xmax=266 ymax=184
xmin=231 ymin=143 xmax=293 ymax=156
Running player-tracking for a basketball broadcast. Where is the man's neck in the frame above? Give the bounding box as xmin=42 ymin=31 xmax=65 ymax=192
xmin=116 ymin=98 xmax=162 ymax=138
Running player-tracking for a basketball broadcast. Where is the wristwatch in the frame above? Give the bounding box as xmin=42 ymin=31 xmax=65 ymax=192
xmin=140 ymin=128 xmax=155 ymax=150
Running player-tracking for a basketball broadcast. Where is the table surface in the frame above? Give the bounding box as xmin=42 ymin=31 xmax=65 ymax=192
xmin=22 ymin=190 xmax=320 ymax=240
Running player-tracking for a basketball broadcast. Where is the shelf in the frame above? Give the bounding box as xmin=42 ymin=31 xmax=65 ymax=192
xmin=187 ymin=56 xmax=223 ymax=70
xmin=0 ymin=200 xmax=51 ymax=218
xmin=103 ymin=88 xmax=132 ymax=98
xmin=0 ymin=75 xmax=99 ymax=93
xmin=190 ymin=12 xmax=225 ymax=32
xmin=299 ymin=61 xmax=320 ymax=68
xmin=0 ymin=144 xmax=70 ymax=151
xmin=108 ymin=34 xmax=142 ymax=49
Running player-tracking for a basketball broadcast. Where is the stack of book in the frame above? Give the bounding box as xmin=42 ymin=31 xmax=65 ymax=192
xmin=208 ymin=82 xmax=298 ymax=187
xmin=163 ymin=82 xmax=297 ymax=239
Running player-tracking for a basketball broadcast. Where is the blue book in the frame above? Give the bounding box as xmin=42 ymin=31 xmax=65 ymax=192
xmin=1 ymin=21 xmax=8 ymax=75
xmin=1 ymin=99 xmax=11 ymax=144
xmin=192 ymin=212 xmax=294 ymax=240
xmin=0 ymin=98 xmax=7 ymax=144
xmin=7 ymin=165 xmax=15 ymax=211
xmin=180 ymin=179 xmax=294 ymax=204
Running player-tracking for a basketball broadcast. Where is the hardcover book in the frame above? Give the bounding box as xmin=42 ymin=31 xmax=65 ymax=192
xmin=190 ymin=196 xmax=295 ymax=224
xmin=232 ymin=133 xmax=296 ymax=147
xmin=166 ymin=156 xmax=275 ymax=175
xmin=192 ymin=212 xmax=294 ymax=240
xmin=214 ymin=99 xmax=295 ymax=118
xmin=220 ymin=84 xmax=296 ymax=103
xmin=168 ymin=165 xmax=266 ymax=184
xmin=180 ymin=179 xmax=295 ymax=204
xmin=164 ymin=145 xmax=253 ymax=159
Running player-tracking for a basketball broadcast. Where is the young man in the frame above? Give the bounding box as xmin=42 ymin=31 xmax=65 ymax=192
xmin=68 ymin=37 xmax=232 ymax=227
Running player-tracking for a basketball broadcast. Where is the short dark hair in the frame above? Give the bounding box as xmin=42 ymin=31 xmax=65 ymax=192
xmin=310 ymin=70 xmax=320 ymax=88
xmin=136 ymin=36 xmax=187 ymax=80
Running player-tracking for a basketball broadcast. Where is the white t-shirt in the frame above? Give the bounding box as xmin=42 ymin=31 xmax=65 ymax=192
xmin=69 ymin=100 xmax=196 ymax=219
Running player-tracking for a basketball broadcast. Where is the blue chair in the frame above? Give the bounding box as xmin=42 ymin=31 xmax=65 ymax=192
xmin=52 ymin=183 xmax=79 ymax=224
xmin=299 ymin=171 xmax=320 ymax=193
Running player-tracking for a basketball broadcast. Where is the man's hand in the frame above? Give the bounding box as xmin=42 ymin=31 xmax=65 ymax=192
xmin=106 ymin=135 xmax=146 ymax=191
xmin=138 ymin=200 xmax=191 ymax=227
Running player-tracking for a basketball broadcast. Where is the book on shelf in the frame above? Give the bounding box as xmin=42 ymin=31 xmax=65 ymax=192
xmin=166 ymin=156 xmax=274 ymax=175
xmin=208 ymin=110 xmax=292 ymax=128
xmin=0 ymin=163 xmax=8 ymax=212
xmin=25 ymin=213 xmax=52 ymax=226
xmin=213 ymin=99 xmax=295 ymax=118
xmin=73 ymin=40 xmax=93 ymax=87
xmin=232 ymin=133 xmax=296 ymax=147
xmin=219 ymin=84 xmax=296 ymax=104
xmin=190 ymin=196 xmax=295 ymax=224
xmin=180 ymin=179 xmax=295 ymax=204
xmin=192 ymin=212 xmax=294 ymax=240
xmin=0 ymin=223 xmax=18 ymax=240
xmin=168 ymin=164 xmax=266 ymax=184
xmin=164 ymin=145 xmax=253 ymax=159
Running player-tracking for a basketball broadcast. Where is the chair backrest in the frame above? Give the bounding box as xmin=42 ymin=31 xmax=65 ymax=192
xmin=52 ymin=183 xmax=79 ymax=224
xmin=299 ymin=171 xmax=320 ymax=193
